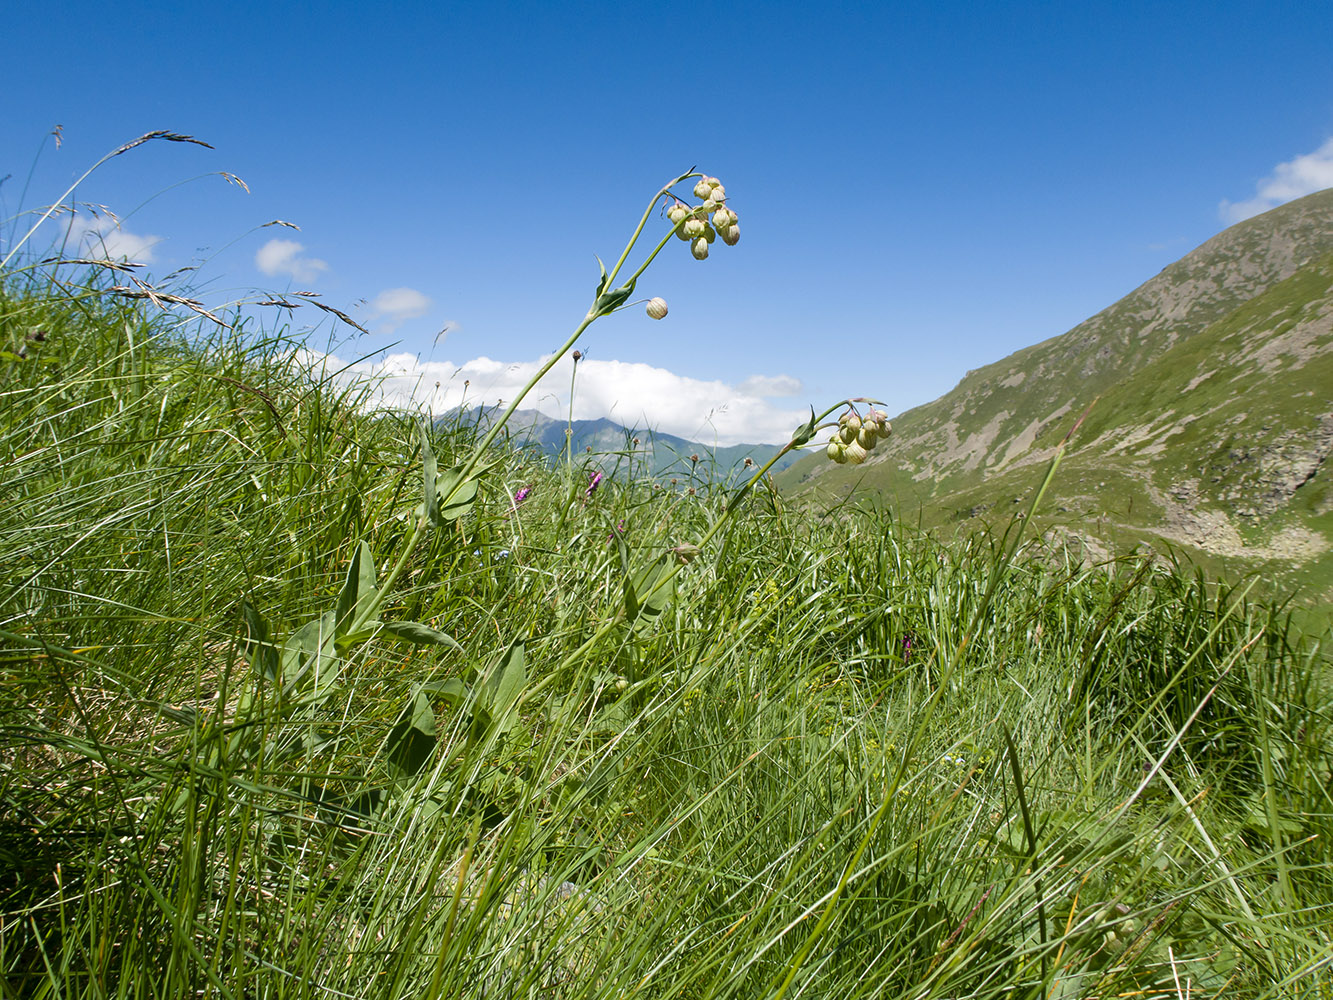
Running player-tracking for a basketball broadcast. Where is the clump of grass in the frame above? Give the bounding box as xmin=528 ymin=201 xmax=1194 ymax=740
xmin=2 ymin=139 xmax=1331 ymax=999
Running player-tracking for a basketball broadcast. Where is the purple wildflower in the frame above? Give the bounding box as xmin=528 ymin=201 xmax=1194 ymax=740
xmin=585 ymin=470 xmax=604 ymax=499
xmin=513 ymin=484 xmax=534 ymax=505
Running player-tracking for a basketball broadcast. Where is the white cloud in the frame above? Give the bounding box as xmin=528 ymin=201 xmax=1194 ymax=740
xmin=1219 ymin=137 xmax=1333 ymax=223
xmin=66 ymin=215 xmax=161 ymax=262
xmin=738 ymin=374 xmax=803 ymax=397
xmin=368 ymin=286 xmax=432 ymax=333
xmin=255 ymin=238 xmax=328 ymax=283
xmin=295 ymin=348 xmax=810 ymax=446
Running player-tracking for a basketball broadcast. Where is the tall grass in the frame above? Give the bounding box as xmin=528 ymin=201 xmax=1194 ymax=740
xmin=3 ymin=203 xmax=1332 ymax=998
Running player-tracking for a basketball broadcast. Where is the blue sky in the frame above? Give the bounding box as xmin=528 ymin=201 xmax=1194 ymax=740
xmin=5 ymin=0 xmax=1332 ymax=444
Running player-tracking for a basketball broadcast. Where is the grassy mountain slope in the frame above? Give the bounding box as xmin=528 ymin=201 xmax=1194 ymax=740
xmin=443 ymin=406 xmax=801 ymax=481
xmin=782 ymin=188 xmax=1333 ymax=604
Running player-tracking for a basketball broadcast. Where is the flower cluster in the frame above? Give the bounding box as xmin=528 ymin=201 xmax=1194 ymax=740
xmin=825 ymin=408 xmax=892 ymax=465
xmin=666 ymin=176 xmax=739 ymax=261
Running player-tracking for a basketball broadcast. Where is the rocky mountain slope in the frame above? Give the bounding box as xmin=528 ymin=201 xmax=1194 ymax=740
xmin=782 ymin=188 xmax=1333 ymax=601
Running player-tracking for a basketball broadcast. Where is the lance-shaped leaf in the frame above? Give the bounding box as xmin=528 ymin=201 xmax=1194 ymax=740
xmin=592 ymin=277 xmax=636 ymax=318
xmin=482 ymin=640 xmax=526 ymax=737
xmin=789 ymin=407 xmax=818 ymax=448
xmin=593 ymin=254 xmax=609 ymax=299
xmin=280 ymin=611 xmax=341 ymax=699
xmin=616 ymin=533 xmax=639 ymax=621
xmin=434 ymin=464 xmax=479 ymax=524
xmin=335 ymin=540 xmax=379 ymax=635
xmin=242 ymin=600 xmax=280 ymax=681
xmin=420 ymin=420 xmax=440 ymax=524
xmin=378 ymin=620 xmax=463 ymax=650
xmin=631 ymin=553 xmax=675 ymax=628
xmin=386 ymin=688 xmax=436 ymax=781
xmin=337 ymin=619 xmax=462 ymax=651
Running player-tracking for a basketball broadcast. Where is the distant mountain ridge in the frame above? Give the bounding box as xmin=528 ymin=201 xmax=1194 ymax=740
xmin=782 ymin=188 xmax=1333 ymax=601
xmin=441 ymin=406 xmax=801 ymax=481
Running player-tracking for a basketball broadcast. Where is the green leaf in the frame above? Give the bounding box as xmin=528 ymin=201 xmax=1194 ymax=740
xmin=377 ymin=620 xmax=463 ymax=650
xmin=280 ymin=611 xmax=340 ymax=698
xmin=435 ymin=464 xmax=479 ymax=523
xmin=420 ymin=420 xmax=440 ymax=523
xmin=617 ymin=533 xmax=638 ymax=621
xmin=790 ymin=407 xmax=817 ymax=448
xmin=421 ymin=677 xmax=468 ymax=707
xmin=592 ymin=278 xmax=636 ymax=318
xmin=629 ymin=553 xmax=675 ymax=627
xmin=242 ymin=600 xmax=280 ymax=681
xmin=482 ymin=640 xmax=526 ymax=737
xmin=335 ymin=540 xmax=378 ymax=635
xmin=386 ymin=689 xmax=436 ymax=781
xmin=593 ymin=254 xmax=609 ymax=299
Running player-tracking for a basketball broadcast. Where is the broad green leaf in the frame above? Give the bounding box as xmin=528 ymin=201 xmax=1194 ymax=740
xmin=592 ymin=277 xmax=636 ymax=318
xmin=242 ymin=600 xmax=280 ymax=681
xmin=337 ymin=619 xmax=462 ymax=651
xmin=421 ymin=677 xmax=468 ymax=707
xmin=483 ymin=640 xmax=526 ymax=737
xmin=280 ymin=611 xmax=340 ymax=698
xmin=376 ymin=620 xmax=463 ymax=650
xmin=628 ymin=553 xmax=675 ymax=627
xmin=617 ymin=533 xmax=639 ymax=621
xmin=335 ymin=540 xmax=378 ymax=635
xmin=420 ymin=420 xmax=440 ymax=523
xmin=789 ymin=406 xmax=817 ymax=448
xmin=386 ymin=689 xmax=436 ymax=781
xmin=435 ymin=464 xmax=479 ymax=523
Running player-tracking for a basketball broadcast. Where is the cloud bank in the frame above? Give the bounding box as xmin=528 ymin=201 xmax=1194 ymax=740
xmin=298 ymin=348 xmax=809 ymax=446
xmin=255 ymin=238 xmax=328 ymax=283
xmin=1219 ymin=137 xmax=1333 ymax=223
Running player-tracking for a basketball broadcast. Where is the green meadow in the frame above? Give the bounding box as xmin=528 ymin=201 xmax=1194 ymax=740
xmin=3 ymin=165 xmax=1331 ymax=999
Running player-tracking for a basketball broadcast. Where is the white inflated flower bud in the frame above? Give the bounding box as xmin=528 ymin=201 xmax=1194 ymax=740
xmin=646 ymin=297 xmax=669 ymax=320
xmin=702 ymin=198 xmax=718 ymax=213
xmin=826 ymin=439 xmax=847 ymax=463
xmin=857 ymin=426 xmax=877 ymax=449
xmin=712 ymin=208 xmax=731 ymax=229
xmin=683 ymin=218 xmax=706 ymax=239
xmin=702 ymin=223 xmax=716 ymax=243
xmin=691 ymin=237 xmax=710 ymax=260
xmin=844 ymin=439 xmax=868 ymax=464
xmin=709 ymin=183 xmax=726 ymax=202
xmin=667 ymin=202 xmax=689 ymax=225
xmin=693 ymin=178 xmax=714 ymax=199
xmin=843 ymin=412 xmax=862 ymax=434
xmin=721 ymin=224 xmax=740 ymax=246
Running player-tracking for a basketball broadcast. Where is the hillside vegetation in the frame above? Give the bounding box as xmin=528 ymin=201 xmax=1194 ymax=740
xmin=785 ymin=190 xmax=1333 ymax=609
xmin=3 ymin=265 xmax=1332 ymax=997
